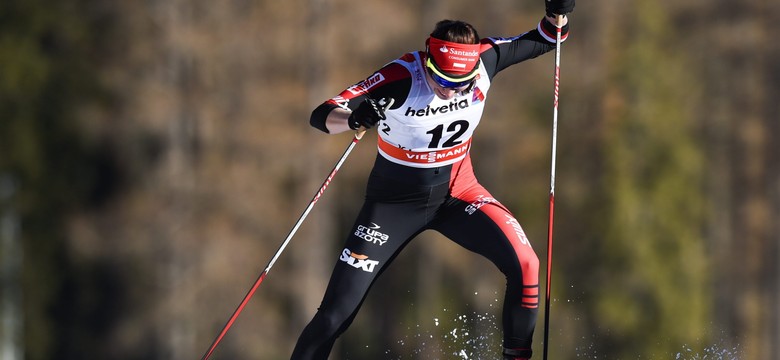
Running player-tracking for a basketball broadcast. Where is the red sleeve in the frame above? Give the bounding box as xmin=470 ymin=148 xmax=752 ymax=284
xmin=324 ymin=61 xmax=411 ymax=110
xmin=310 ymin=59 xmax=412 ymax=133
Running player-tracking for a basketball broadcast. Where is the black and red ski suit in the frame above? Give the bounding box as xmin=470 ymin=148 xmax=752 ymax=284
xmin=293 ymin=18 xmax=569 ymax=360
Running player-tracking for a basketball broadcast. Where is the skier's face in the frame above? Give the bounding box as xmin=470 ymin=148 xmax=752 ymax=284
xmin=426 ymin=70 xmax=470 ymax=100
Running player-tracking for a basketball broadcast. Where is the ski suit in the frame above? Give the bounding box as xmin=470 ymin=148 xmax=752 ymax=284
xmin=293 ymin=17 xmax=569 ymax=360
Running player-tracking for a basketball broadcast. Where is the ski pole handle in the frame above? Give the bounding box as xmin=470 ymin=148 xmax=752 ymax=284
xmin=355 ymin=127 xmax=367 ymax=140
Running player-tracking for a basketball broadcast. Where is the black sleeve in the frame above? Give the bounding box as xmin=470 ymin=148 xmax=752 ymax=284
xmin=310 ymin=102 xmax=337 ymax=133
xmin=481 ymin=17 xmax=570 ymax=80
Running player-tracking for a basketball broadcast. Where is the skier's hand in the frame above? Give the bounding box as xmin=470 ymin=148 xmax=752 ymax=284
xmin=545 ymin=0 xmax=575 ymax=16
xmin=348 ymin=98 xmax=394 ymax=130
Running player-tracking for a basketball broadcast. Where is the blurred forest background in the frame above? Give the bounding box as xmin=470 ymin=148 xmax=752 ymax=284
xmin=1 ymin=0 xmax=778 ymax=359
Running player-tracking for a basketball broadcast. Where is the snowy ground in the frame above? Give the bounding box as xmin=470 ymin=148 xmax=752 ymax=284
xmin=343 ymin=305 xmax=742 ymax=360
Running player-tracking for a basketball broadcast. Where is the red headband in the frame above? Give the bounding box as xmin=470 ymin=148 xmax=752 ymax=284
xmin=426 ymin=37 xmax=481 ymax=80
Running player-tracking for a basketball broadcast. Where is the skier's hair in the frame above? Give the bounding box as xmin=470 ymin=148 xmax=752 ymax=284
xmin=430 ymin=20 xmax=480 ymax=45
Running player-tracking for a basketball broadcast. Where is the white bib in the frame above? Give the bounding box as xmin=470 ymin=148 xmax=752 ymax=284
xmin=377 ymin=52 xmax=491 ymax=168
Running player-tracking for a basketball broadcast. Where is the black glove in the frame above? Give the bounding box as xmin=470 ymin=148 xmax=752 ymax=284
xmin=348 ymin=98 xmax=393 ymax=130
xmin=545 ymin=0 xmax=575 ymax=16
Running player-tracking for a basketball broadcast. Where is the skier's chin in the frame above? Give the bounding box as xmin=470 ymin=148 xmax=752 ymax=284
xmin=434 ymin=88 xmax=455 ymax=100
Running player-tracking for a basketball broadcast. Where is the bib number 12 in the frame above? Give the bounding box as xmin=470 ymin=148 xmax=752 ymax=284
xmin=426 ymin=120 xmax=469 ymax=148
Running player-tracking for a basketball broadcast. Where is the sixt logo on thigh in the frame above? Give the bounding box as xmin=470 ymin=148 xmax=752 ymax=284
xmin=354 ymin=222 xmax=390 ymax=246
xmin=339 ymin=248 xmax=380 ymax=273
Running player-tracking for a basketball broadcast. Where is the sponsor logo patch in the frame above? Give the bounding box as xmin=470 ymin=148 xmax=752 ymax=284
xmin=331 ymin=95 xmax=351 ymax=110
xmin=404 ymin=99 xmax=469 ymax=117
xmin=347 ymin=73 xmax=386 ymax=95
xmin=339 ymin=248 xmax=380 ymax=272
xmin=505 ymin=215 xmax=532 ymax=248
xmin=471 ymin=87 xmax=484 ymax=105
xmin=403 ymin=143 xmax=469 ymax=163
xmin=465 ymin=195 xmax=498 ymax=215
xmin=354 ymin=222 xmax=390 ymax=246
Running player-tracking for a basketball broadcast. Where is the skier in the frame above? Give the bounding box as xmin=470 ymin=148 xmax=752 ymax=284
xmin=292 ymin=1 xmax=574 ymax=359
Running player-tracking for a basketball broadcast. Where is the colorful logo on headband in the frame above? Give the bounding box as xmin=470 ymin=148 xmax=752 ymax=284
xmin=428 ymin=37 xmax=481 ymax=78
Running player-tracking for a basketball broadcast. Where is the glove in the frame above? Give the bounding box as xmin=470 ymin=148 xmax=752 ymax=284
xmin=348 ymin=98 xmax=393 ymax=130
xmin=545 ymin=0 xmax=575 ymax=16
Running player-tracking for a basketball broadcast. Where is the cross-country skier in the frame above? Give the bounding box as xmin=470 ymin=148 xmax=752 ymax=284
xmin=292 ymin=1 xmax=574 ymax=359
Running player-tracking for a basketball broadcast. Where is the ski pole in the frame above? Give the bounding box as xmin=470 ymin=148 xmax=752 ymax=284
xmin=542 ymin=14 xmax=564 ymax=360
xmin=200 ymin=128 xmax=368 ymax=360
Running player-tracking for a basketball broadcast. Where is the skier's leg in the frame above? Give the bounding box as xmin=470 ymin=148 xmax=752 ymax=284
xmin=291 ymin=200 xmax=426 ymax=360
xmin=432 ymin=192 xmax=539 ymax=359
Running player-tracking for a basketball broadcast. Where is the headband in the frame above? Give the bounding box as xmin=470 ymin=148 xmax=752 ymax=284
xmin=426 ymin=37 xmax=481 ymax=82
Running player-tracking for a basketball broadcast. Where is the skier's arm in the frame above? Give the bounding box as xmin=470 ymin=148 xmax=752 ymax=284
xmin=481 ymin=17 xmax=570 ymax=76
xmin=321 ymin=99 xmax=391 ymax=135
xmin=319 ymin=107 xmax=352 ymax=135
xmin=310 ymin=62 xmax=410 ymax=134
